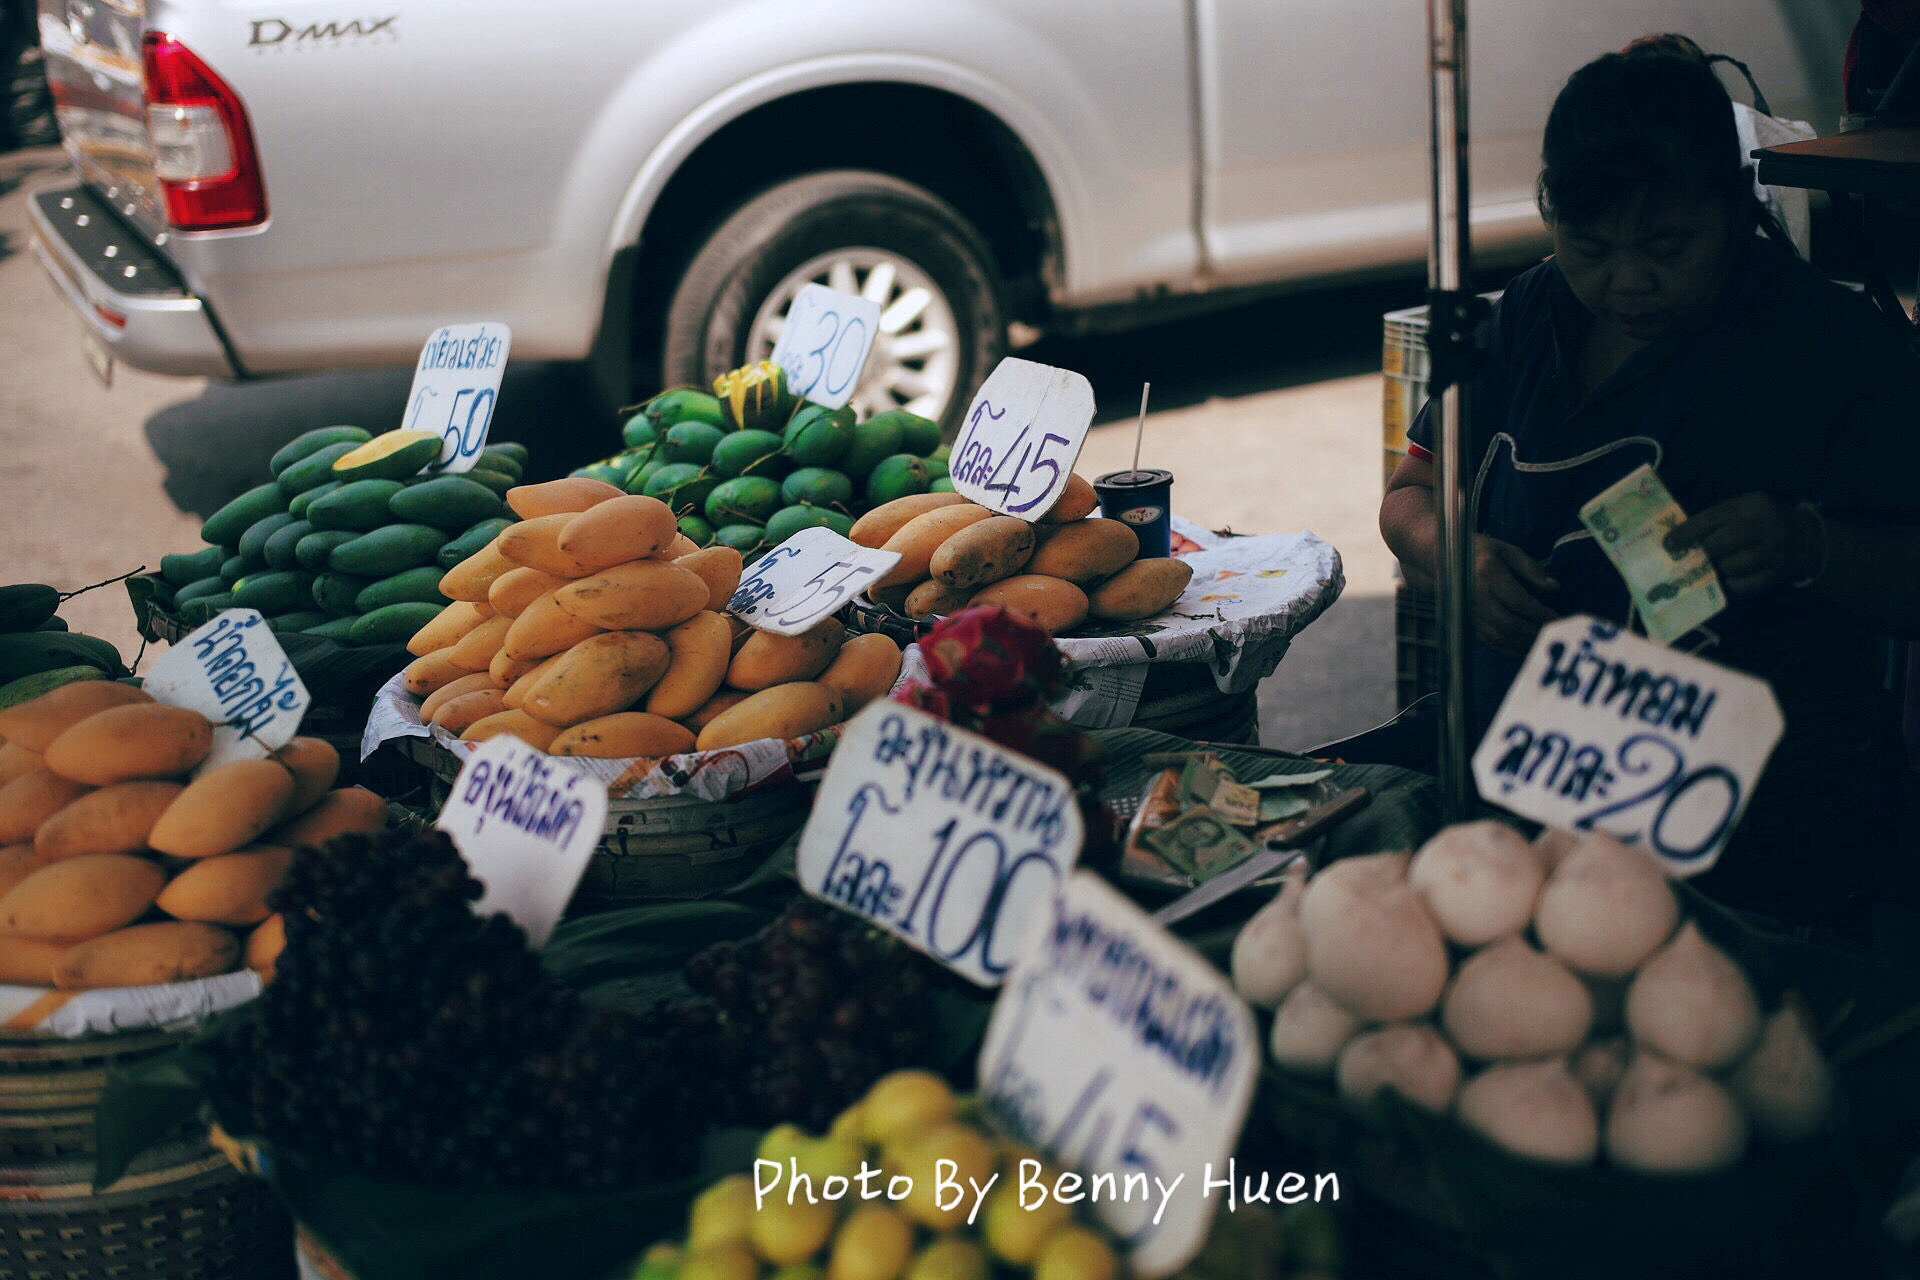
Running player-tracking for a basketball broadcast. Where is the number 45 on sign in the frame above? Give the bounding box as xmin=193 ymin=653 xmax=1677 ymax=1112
xmin=949 ymin=358 xmax=1096 ymax=519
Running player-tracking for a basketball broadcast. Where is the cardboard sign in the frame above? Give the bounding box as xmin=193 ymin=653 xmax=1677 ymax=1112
xmin=978 ymin=873 xmax=1259 ymax=1277
xmin=402 ymin=322 xmax=512 ymax=474
xmin=145 ymin=609 xmax=309 ymax=769
xmin=795 ymin=702 xmax=1083 ymax=986
xmin=1472 ymin=615 xmax=1784 ymax=875
xmin=949 ymin=358 xmax=1096 ymax=520
xmin=726 ymin=526 xmax=900 ymax=636
xmin=434 ymin=736 xmax=606 ymax=947
xmin=769 ymin=283 xmax=882 ymax=411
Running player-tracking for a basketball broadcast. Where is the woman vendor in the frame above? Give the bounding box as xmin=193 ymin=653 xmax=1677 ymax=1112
xmin=1379 ymin=36 xmax=1920 ymax=934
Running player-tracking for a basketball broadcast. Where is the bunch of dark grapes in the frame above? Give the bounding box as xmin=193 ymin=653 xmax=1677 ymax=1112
xmin=222 ymin=828 xmax=700 ymax=1190
xmin=670 ymin=899 xmax=940 ymax=1132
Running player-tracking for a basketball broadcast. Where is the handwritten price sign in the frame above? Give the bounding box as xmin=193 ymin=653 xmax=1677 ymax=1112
xmin=435 ymin=736 xmax=607 ymax=946
xmin=796 ymin=702 xmax=1083 ymax=986
xmin=979 ymin=873 xmax=1258 ymax=1277
xmin=146 ymin=609 xmax=310 ymax=770
xmin=949 ymin=358 xmax=1096 ymax=520
xmin=769 ymin=284 xmax=882 ymax=410
xmin=1472 ymin=615 xmax=1784 ymax=875
xmin=726 ymin=526 xmax=900 ymax=636
xmin=402 ymin=322 xmax=511 ymax=474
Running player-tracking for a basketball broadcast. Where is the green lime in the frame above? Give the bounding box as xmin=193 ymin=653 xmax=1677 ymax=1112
xmin=782 ymin=404 xmax=856 ymax=467
xmin=664 ymin=422 xmax=728 ymax=467
xmin=705 ymin=475 xmax=784 ymax=527
xmin=864 ymin=454 xmax=931 ymax=506
xmin=710 ymin=429 xmax=787 ymax=479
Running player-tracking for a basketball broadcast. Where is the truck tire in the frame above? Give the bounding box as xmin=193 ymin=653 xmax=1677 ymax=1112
xmin=660 ymin=170 xmax=1005 ymax=438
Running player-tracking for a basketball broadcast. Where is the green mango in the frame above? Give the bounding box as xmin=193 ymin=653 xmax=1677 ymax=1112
xmin=866 ymin=409 xmax=942 ymax=456
xmin=438 ymin=518 xmax=514 ymax=569
xmin=295 ymin=529 xmax=361 ymax=573
xmin=269 ymin=425 xmax=372 ymax=476
xmin=676 ymin=515 xmax=716 ymax=547
xmin=387 ymin=476 xmax=506 ymax=531
xmin=704 ymin=476 xmax=783 ymax=528
xmin=0 ymin=584 xmax=59 ymax=631
xmin=842 ymin=417 xmax=905 ymax=480
xmin=643 ymin=464 xmax=717 ymax=519
xmin=276 ymin=441 xmax=363 ymax=495
xmin=711 ymin=523 xmax=768 ymax=555
xmin=351 ymin=603 xmax=444 ymax=647
xmin=262 ymin=520 xmax=316 ymax=571
xmin=764 ymin=504 xmax=853 ymax=546
xmin=780 ymin=467 xmax=853 ymax=509
xmin=312 ymin=572 xmax=375 ymax=617
xmin=864 ymin=454 xmax=931 ymax=507
xmin=329 ymin=525 xmax=448 ymax=577
xmin=782 ymin=404 xmax=856 ymax=467
xmin=230 ymin=570 xmax=313 ymax=615
xmin=201 ymin=483 xmax=289 ymax=546
xmin=159 ymin=547 xmax=226 ymax=588
xmin=307 ymin=479 xmax=407 ymax=532
xmin=355 ymin=567 xmax=450 ymax=613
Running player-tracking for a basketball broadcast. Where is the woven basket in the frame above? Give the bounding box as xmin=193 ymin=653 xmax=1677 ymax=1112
xmin=0 ymin=1028 xmax=183 ymax=1165
xmin=401 ymin=738 xmax=808 ymax=905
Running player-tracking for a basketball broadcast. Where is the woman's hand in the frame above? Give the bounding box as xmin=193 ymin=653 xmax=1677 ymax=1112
xmin=1664 ymin=493 xmax=1821 ymax=597
xmin=1473 ymin=535 xmax=1562 ymax=655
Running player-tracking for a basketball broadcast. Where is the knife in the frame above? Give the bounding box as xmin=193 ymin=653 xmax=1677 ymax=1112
xmin=1149 ymin=786 xmax=1371 ymax=927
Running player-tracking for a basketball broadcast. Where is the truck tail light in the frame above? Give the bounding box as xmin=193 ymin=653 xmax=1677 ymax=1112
xmin=141 ymin=33 xmax=268 ymax=231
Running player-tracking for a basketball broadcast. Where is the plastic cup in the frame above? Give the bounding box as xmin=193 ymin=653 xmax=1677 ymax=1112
xmin=1093 ymin=468 xmax=1174 ymax=558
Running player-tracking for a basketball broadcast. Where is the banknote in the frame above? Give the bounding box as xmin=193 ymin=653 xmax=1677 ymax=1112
xmin=1178 ymin=756 xmax=1261 ymax=826
xmin=1144 ymin=806 xmax=1259 ymax=878
xmin=1580 ymin=464 xmax=1726 ymax=646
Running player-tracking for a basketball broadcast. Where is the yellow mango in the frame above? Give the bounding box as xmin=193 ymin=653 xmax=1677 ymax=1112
xmin=0 ymin=935 xmax=65 ymax=986
xmin=503 ymin=654 xmax=561 ymax=710
xmin=818 ymin=634 xmax=902 ymax=716
xmin=460 ymin=709 xmax=562 ymax=751
xmin=505 ymin=476 xmax=623 ymax=520
xmin=487 ymin=566 xmax=572 ymax=618
xmin=0 ymin=680 xmax=152 ymax=754
xmin=556 ymin=494 xmax=679 ymax=572
xmin=0 ymin=843 xmax=43 ymax=897
xmin=1086 ymin=558 xmax=1194 ymax=621
xmin=268 ymin=787 xmax=386 ymax=848
xmin=403 ymin=646 xmax=469 ymax=696
xmin=430 ymin=689 xmax=511 ymax=734
xmin=149 ymin=759 xmax=296 ymax=859
xmin=874 ymin=504 xmax=995 ymax=588
xmin=247 ymin=913 xmax=286 ymax=980
xmin=419 ymin=672 xmax=499 ymax=723
xmin=438 ymin=538 xmax=518 ymax=602
xmin=849 ymin=492 xmax=968 ymax=548
xmin=645 ymin=611 xmax=733 ymax=719
xmin=668 ymin=533 xmax=702 ymax=558
xmin=695 ymin=683 xmax=844 ymax=752
xmin=680 ymin=689 xmax=750 ymax=736
xmin=1026 ymin=518 xmax=1140 ymax=583
xmin=930 ymin=516 xmax=1036 ymax=589
xmin=904 ymin=580 xmax=970 ymax=621
xmin=489 ymin=645 xmax=544 ymax=689
xmin=967 ymin=575 xmax=1090 ymax=634
xmin=553 ymin=561 xmax=709 ymax=632
xmin=1039 ymin=472 xmax=1098 ymax=523
xmin=726 ymin=618 xmax=844 ymax=691
xmin=34 ymin=780 xmax=182 ymax=861
xmin=273 ymin=737 xmax=341 ymax=816
xmin=498 ymin=513 xmax=595 ymax=577
xmin=0 ymin=741 xmax=42 ymax=788
xmin=674 ymin=546 xmax=744 ymax=613
xmin=521 ymin=631 xmax=672 ymax=728
xmin=156 ymin=847 xmax=293 ymax=925
xmin=548 ymin=712 xmax=696 ymax=759
xmin=405 ymin=600 xmax=491 ymax=657
xmin=53 ymin=921 xmax=239 ymax=989
xmin=504 ymin=591 xmax=604 ymax=662
xmin=43 ymin=704 xmax=212 ymax=785
xmin=447 ymin=613 xmax=513 ymax=671
xmin=0 ymin=854 xmax=166 ymax=943
xmin=0 ymin=769 xmax=91 ymax=844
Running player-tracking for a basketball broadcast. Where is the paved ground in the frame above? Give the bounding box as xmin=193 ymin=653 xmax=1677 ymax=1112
xmin=0 ymin=144 xmax=1410 ymax=750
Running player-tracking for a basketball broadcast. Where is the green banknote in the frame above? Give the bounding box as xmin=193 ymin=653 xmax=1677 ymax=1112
xmin=1144 ymin=806 xmax=1258 ymax=877
xmin=1580 ymin=464 xmax=1726 ymax=646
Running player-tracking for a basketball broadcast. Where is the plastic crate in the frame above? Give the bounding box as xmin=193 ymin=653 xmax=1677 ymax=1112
xmin=1394 ymin=584 xmax=1438 ymax=710
xmin=1380 ymin=294 xmax=1501 ymax=493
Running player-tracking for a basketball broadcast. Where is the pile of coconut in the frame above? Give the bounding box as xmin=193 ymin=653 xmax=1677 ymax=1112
xmin=1231 ymin=822 xmax=1834 ymax=1173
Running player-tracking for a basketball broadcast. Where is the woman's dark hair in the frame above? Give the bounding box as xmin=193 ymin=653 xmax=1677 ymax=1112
xmin=1539 ymin=35 xmax=1788 ymax=243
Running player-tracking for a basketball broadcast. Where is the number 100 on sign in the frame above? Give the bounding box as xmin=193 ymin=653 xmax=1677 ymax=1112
xmin=796 ymin=702 xmax=1083 ymax=985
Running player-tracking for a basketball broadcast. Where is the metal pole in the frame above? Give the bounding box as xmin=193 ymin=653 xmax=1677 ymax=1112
xmin=1426 ymin=0 xmax=1475 ymax=820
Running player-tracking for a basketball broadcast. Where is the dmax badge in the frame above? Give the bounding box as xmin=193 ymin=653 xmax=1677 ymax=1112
xmin=250 ymin=16 xmax=399 ymax=48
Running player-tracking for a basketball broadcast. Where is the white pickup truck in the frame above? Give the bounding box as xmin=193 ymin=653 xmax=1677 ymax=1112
xmin=28 ymin=0 xmax=1843 ymax=430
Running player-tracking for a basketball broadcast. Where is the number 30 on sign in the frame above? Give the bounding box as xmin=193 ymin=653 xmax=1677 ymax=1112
xmin=795 ymin=702 xmax=1083 ymax=986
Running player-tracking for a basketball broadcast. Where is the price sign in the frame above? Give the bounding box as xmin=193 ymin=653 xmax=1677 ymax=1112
xmin=949 ymin=357 xmax=1096 ymax=520
xmin=795 ymin=702 xmax=1083 ymax=986
xmin=726 ymin=526 xmax=900 ymax=636
xmin=1472 ymin=615 xmax=1784 ymax=875
xmin=769 ymin=283 xmax=882 ymax=410
xmin=402 ymin=322 xmax=511 ymax=474
xmin=434 ymin=736 xmax=606 ymax=947
xmin=146 ymin=609 xmax=310 ymax=770
xmin=978 ymin=873 xmax=1258 ymax=1277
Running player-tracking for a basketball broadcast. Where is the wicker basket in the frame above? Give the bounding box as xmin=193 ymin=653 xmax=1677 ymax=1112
xmin=0 ymin=1028 xmax=183 ymax=1165
xmin=399 ymin=737 xmax=808 ymax=906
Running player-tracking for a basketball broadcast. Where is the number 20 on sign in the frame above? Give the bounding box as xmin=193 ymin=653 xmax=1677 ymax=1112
xmin=795 ymin=702 xmax=1083 ymax=986
xmin=949 ymin=357 xmax=1096 ymax=519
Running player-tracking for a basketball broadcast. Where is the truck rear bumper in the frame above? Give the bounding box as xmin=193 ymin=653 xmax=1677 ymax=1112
xmin=27 ymin=183 xmax=239 ymax=379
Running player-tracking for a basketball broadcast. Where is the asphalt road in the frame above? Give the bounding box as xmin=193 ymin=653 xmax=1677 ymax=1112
xmin=0 ymin=144 xmax=1406 ymax=751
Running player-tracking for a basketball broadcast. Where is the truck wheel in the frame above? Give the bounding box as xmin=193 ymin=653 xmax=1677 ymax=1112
xmin=660 ymin=170 xmax=1005 ymax=436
